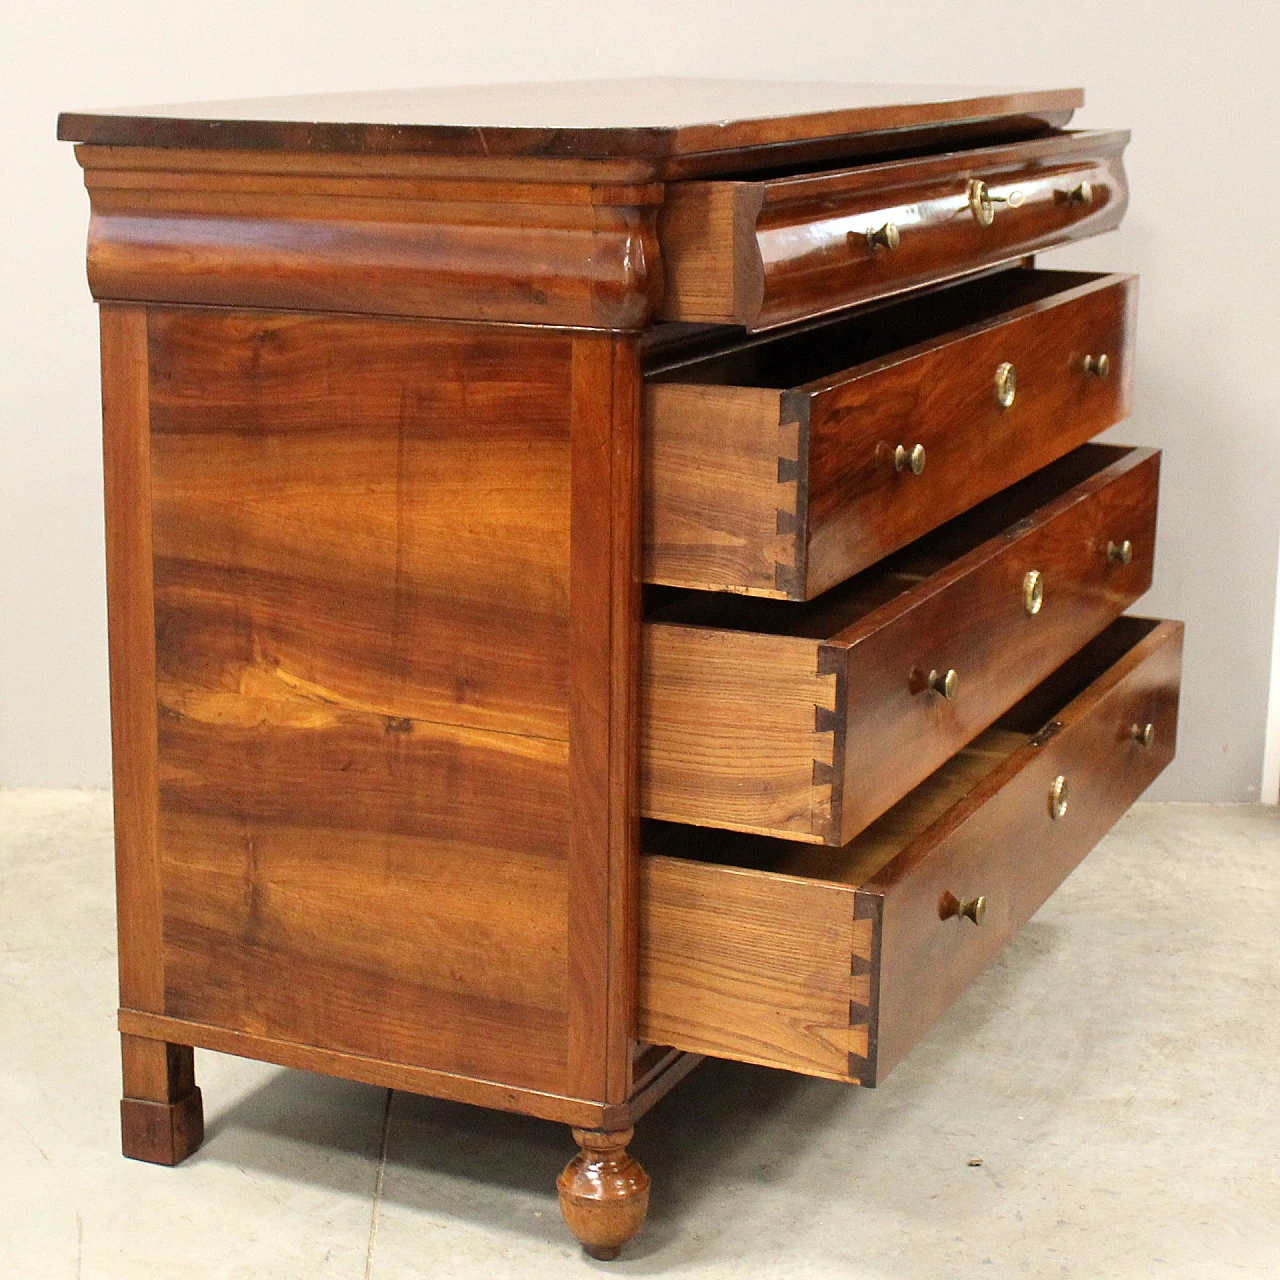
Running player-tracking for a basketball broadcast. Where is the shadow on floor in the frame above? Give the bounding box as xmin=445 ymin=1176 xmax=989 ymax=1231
xmin=188 ymin=917 xmax=1066 ymax=1260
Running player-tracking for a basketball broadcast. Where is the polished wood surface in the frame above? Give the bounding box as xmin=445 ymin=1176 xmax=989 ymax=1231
xmin=100 ymin=306 xmax=209 ymax=1163
xmin=100 ymin=306 xmax=163 ymax=1014
xmin=643 ymin=444 xmax=1159 ymax=844
xmin=58 ymin=79 xmax=1081 ymax=163
xmin=558 ymin=1128 xmax=651 ymax=1260
xmin=149 ymin=308 xmax=573 ymax=1094
xmin=125 ymin=305 xmax=640 ymax=1116
xmin=861 ymin=617 xmax=1182 ymax=1080
xmin=658 ymin=130 xmax=1127 ymax=329
xmin=119 ymin=1006 xmax=643 ymax=1130
xmin=68 ymin=79 xmax=1161 ymax=1261
xmin=646 ymin=268 xmax=1137 ymax=598
xmin=566 ymin=334 xmax=643 ymax=1105
xmin=119 ymin=1032 xmax=203 ymax=1165
xmin=639 ymin=616 xmax=1182 ymax=1085
xmin=638 ymin=845 xmax=866 ymax=1079
xmin=75 ymin=147 xmax=662 ymax=330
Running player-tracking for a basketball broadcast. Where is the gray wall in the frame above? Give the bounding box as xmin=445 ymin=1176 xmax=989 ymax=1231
xmin=2 ymin=0 xmax=1278 ymax=799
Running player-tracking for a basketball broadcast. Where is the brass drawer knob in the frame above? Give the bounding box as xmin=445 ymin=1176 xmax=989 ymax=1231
xmin=928 ymin=668 xmax=958 ymax=700
xmin=1049 ymin=774 xmax=1070 ymax=820
xmin=940 ymin=891 xmax=987 ymax=925
xmin=894 ymin=443 xmax=926 ymax=474
xmin=1023 ymin=569 xmax=1044 ymax=616
xmin=995 ymin=361 xmax=1017 ymax=408
xmin=1131 ymin=722 xmax=1156 ymax=748
xmin=968 ymin=178 xmax=1025 ymax=226
xmin=1083 ymin=352 xmax=1110 ymax=377
xmin=1107 ymin=539 xmax=1134 ymax=565
xmin=1068 ymin=180 xmax=1094 ymax=205
xmin=865 ymin=221 xmax=900 ymax=252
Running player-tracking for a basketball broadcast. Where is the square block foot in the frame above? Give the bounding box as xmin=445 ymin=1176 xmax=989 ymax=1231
xmin=121 ymin=1087 xmax=204 ymax=1166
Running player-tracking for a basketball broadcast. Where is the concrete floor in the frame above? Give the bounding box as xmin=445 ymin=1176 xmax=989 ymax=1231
xmin=1 ymin=792 xmax=1276 ymax=1279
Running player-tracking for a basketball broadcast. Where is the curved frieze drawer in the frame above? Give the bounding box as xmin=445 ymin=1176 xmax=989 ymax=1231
xmin=638 ymin=616 xmax=1182 ymax=1084
xmin=645 ymin=266 xmax=1136 ymax=601
xmin=642 ymin=444 xmax=1159 ymax=846
xmin=658 ymin=129 xmax=1128 ymax=330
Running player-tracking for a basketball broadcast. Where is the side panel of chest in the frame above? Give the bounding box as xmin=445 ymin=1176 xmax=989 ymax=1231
xmin=111 ymin=306 xmax=638 ymax=1106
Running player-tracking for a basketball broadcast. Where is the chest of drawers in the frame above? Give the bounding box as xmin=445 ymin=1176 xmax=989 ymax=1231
xmin=59 ymin=79 xmax=1180 ymax=1261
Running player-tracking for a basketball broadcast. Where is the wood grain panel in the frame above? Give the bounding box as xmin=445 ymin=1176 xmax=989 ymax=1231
xmin=57 ymin=80 xmax=1082 ymax=163
xmin=76 ymin=150 xmax=662 ymax=329
xmin=646 ymin=268 xmax=1136 ymax=599
xmin=149 ymin=309 xmax=581 ymax=1095
xmin=643 ymin=384 xmax=800 ymax=597
xmin=805 ymin=273 xmax=1138 ymax=597
xmin=566 ymin=335 xmax=643 ymax=1104
xmin=659 ymin=130 xmax=1128 ymax=329
xmin=100 ymin=304 xmax=164 ymax=1013
xmin=862 ymin=617 xmax=1183 ymax=1081
xmin=638 ymin=617 xmax=1182 ymax=1086
xmin=641 ymin=626 xmax=838 ymax=842
xmin=643 ymin=444 xmax=1157 ymax=845
xmin=637 ymin=855 xmax=863 ymax=1080
xmin=148 ymin=308 xmax=571 ymax=742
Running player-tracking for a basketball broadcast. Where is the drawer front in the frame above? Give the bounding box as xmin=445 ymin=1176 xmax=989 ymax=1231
xmin=803 ymin=271 xmax=1136 ymax=599
xmin=830 ymin=445 xmax=1159 ymax=843
xmin=861 ymin=618 xmax=1183 ymax=1082
xmin=659 ymin=130 xmax=1129 ymax=330
xmin=643 ymin=444 xmax=1158 ymax=846
xmin=638 ymin=617 xmax=1182 ymax=1085
xmin=646 ymin=268 xmax=1136 ymax=601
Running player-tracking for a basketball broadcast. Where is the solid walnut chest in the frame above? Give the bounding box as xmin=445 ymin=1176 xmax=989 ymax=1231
xmin=59 ymin=79 xmax=1180 ymax=1261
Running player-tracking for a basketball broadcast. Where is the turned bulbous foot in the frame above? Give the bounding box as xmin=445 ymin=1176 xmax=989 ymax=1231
xmin=557 ymin=1126 xmax=650 ymax=1260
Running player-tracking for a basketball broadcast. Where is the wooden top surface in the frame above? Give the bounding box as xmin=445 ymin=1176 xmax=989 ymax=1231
xmin=57 ymin=78 xmax=1082 ymax=159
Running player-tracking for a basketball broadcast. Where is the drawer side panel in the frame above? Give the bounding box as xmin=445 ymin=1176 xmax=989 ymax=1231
xmin=638 ymin=856 xmax=862 ymax=1080
xmin=641 ymin=625 xmax=838 ymax=842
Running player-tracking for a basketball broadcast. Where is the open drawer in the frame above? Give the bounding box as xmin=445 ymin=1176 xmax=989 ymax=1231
xmin=657 ymin=129 xmax=1128 ymax=330
xmin=639 ymin=616 xmax=1182 ymax=1085
xmin=643 ymin=443 xmax=1159 ymax=845
xmin=645 ymin=267 xmax=1137 ymax=600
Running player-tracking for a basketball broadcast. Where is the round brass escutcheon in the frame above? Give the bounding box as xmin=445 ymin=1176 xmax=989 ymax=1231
xmin=894 ymin=443 xmax=926 ymax=475
xmin=1107 ymin=539 xmax=1134 ymax=565
xmin=995 ymin=361 xmax=1017 ymax=408
xmin=928 ymin=667 xmax=959 ymax=700
xmin=1084 ymin=352 xmax=1111 ymax=377
xmin=1023 ymin=568 xmax=1044 ymax=616
xmin=1049 ymin=774 xmax=1070 ymax=821
xmin=1070 ymin=180 xmax=1094 ymax=205
xmin=1131 ymin=722 xmax=1157 ymax=748
xmin=865 ymin=221 xmax=900 ymax=252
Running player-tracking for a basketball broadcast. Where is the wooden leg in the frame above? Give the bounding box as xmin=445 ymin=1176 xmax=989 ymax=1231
xmin=557 ymin=1126 xmax=650 ymax=1261
xmin=119 ymin=1032 xmax=204 ymax=1166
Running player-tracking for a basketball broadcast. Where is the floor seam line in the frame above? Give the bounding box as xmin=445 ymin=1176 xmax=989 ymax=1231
xmin=363 ymin=1087 xmax=394 ymax=1280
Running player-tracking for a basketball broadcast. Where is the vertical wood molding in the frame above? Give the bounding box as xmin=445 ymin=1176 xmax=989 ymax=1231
xmin=566 ymin=333 xmax=640 ymax=1103
xmin=100 ymin=304 xmax=163 ymax=1013
xmin=607 ymin=340 xmax=642 ymax=1103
